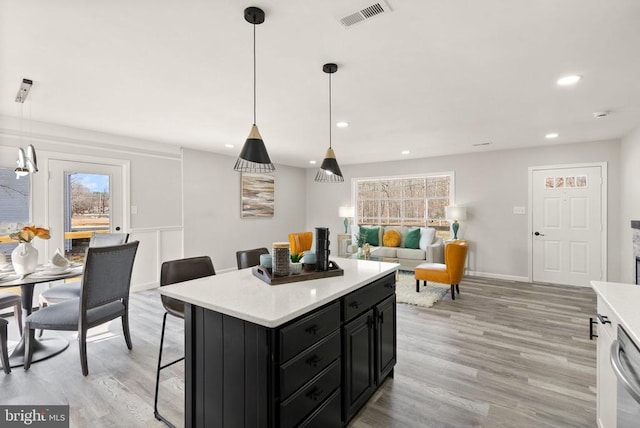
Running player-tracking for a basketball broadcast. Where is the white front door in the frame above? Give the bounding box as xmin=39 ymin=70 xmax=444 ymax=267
xmin=47 ymin=159 xmax=125 ymax=263
xmin=532 ymin=165 xmax=604 ymax=286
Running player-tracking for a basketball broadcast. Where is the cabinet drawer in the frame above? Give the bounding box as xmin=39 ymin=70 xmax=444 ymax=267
xmin=280 ymin=330 xmax=341 ymax=400
xmin=280 ymin=361 xmax=341 ymax=428
xmin=343 ymin=273 xmax=395 ymax=322
xmin=280 ymin=301 xmax=340 ymax=363
xmin=298 ymin=389 xmax=341 ymax=428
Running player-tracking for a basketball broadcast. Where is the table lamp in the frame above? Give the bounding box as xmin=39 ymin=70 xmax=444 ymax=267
xmin=445 ymin=206 xmax=467 ymax=240
xmin=339 ymin=206 xmax=355 ymax=233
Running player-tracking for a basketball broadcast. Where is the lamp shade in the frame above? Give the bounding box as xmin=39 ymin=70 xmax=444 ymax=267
xmin=234 ymin=124 xmax=275 ymax=173
xmin=445 ymin=206 xmax=467 ymax=221
xmin=339 ymin=206 xmax=355 ymax=218
xmin=315 ymin=148 xmax=344 ymax=182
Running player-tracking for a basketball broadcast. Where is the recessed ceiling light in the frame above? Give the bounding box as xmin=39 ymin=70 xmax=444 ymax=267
xmin=472 ymin=142 xmax=492 ymax=147
xmin=225 ymin=144 xmax=234 ymax=148
xmin=309 ymin=160 xmax=317 ymax=165
xmin=545 ymin=133 xmax=559 ymax=139
xmin=557 ymin=75 xmax=582 ymax=86
xmin=593 ymin=111 xmax=610 ymax=119
xmin=336 ymin=121 xmax=349 ymax=128
xmin=401 ymin=150 xmax=410 ymax=155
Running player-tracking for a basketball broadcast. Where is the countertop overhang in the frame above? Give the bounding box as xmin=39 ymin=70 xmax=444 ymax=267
xmin=591 ymin=281 xmax=640 ymax=345
xmin=160 ymin=258 xmax=400 ymax=328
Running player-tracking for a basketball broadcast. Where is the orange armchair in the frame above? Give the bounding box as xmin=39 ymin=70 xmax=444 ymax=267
xmin=414 ymin=240 xmax=468 ymax=300
xmin=288 ymin=232 xmax=313 ymax=255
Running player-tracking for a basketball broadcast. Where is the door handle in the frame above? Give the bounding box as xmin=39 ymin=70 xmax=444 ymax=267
xmin=534 ymin=231 xmax=544 ymax=236
xmin=115 ymin=227 xmax=121 ymax=231
xmin=589 ymin=318 xmax=598 ymax=340
xmin=597 ymin=314 xmax=611 ymax=325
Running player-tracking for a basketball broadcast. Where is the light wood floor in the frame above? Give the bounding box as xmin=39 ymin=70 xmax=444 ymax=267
xmin=0 ymin=276 xmax=597 ymax=427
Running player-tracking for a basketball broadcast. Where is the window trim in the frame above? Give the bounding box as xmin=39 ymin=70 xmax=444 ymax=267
xmin=351 ymin=171 xmax=455 ymax=228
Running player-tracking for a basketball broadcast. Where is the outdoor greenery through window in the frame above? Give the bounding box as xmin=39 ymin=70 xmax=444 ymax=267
xmin=355 ymin=174 xmax=452 ymax=228
xmin=0 ymin=167 xmax=30 ymax=258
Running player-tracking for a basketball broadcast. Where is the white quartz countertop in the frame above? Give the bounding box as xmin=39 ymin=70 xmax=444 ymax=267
xmin=591 ymin=281 xmax=640 ymax=345
xmin=160 ymin=258 xmax=399 ymax=328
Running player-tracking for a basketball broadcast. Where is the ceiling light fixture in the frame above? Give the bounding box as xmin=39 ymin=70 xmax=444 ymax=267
xmin=234 ymin=7 xmax=275 ymax=173
xmin=309 ymin=160 xmax=317 ymax=165
xmin=315 ymin=63 xmax=344 ymax=183
xmin=401 ymin=150 xmax=410 ymax=155
xmin=545 ymin=132 xmax=559 ymax=139
xmin=336 ymin=121 xmax=349 ymax=128
xmin=557 ymin=75 xmax=582 ymax=86
xmin=14 ymin=78 xmax=38 ymax=179
xmin=225 ymin=144 xmax=234 ymax=148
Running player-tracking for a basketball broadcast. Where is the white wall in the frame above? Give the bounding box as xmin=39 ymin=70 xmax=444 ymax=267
xmin=0 ymin=116 xmax=183 ymax=292
xmin=620 ymin=125 xmax=640 ymax=283
xmin=182 ymin=148 xmax=307 ymax=272
xmin=306 ymin=140 xmax=621 ymax=282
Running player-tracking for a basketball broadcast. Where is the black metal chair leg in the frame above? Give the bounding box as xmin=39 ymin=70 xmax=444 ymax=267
xmin=415 ymin=279 xmax=419 ymax=292
xmin=154 ymin=312 xmax=178 ymax=428
xmin=450 ymin=284 xmax=455 ymax=300
xmin=455 ymin=284 xmax=460 ymax=294
xmin=1 ymin=322 xmax=10 ymax=374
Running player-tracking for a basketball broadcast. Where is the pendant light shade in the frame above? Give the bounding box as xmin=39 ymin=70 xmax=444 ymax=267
xmin=234 ymin=7 xmax=275 ymax=173
xmin=315 ymin=63 xmax=344 ymax=183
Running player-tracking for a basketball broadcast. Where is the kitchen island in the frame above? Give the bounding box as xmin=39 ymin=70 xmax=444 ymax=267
xmin=160 ymin=258 xmax=399 ymax=427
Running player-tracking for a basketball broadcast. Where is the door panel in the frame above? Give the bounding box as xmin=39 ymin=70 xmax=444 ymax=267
xmin=47 ymin=160 xmax=123 ymax=262
xmin=532 ymin=166 xmax=602 ymax=286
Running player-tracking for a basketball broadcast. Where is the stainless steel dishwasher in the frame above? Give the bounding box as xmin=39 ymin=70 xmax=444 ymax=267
xmin=610 ymin=325 xmax=640 ymax=427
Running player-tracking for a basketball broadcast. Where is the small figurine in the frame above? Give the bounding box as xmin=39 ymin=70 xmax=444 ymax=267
xmin=363 ymin=243 xmax=371 ymax=259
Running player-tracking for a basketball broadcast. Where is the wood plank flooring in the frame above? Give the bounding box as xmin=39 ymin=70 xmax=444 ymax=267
xmin=0 ymin=276 xmax=597 ymax=427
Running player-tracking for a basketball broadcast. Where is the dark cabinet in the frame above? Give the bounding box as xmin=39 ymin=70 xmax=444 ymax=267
xmin=342 ymin=274 xmax=397 ymax=423
xmin=343 ymin=310 xmax=375 ymax=421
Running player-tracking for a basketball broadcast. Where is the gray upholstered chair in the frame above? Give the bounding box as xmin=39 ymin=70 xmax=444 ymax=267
xmin=0 ymin=291 xmax=22 ymax=336
xmin=154 ymin=256 xmax=216 ymax=426
xmin=39 ymin=232 xmax=129 ymax=308
xmin=1 ymin=317 xmax=10 ymax=374
xmin=235 ymin=247 xmax=269 ymax=269
xmin=24 ymin=241 xmax=139 ymax=376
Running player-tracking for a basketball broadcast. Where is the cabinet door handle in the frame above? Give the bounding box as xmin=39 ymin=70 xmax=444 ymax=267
xmin=306 ymin=355 xmax=323 ymax=368
xmin=597 ymin=314 xmax=611 ymax=325
xmin=305 ymin=325 xmax=318 ymax=335
xmin=589 ymin=317 xmax=598 ymax=340
xmin=307 ymin=387 xmax=324 ymax=401
xmin=350 ymin=301 xmax=360 ymax=309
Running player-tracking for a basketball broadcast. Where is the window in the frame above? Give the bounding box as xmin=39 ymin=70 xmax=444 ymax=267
xmin=0 ymin=167 xmax=30 ymax=256
xmin=355 ymin=173 xmax=453 ymax=228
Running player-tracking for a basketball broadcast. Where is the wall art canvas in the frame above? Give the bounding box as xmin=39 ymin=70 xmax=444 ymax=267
xmin=241 ymin=173 xmax=274 ymax=218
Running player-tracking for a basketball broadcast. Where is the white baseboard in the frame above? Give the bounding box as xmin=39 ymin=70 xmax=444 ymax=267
xmin=466 ymin=270 xmax=529 ymax=283
xmin=132 ymin=282 xmax=159 ymax=292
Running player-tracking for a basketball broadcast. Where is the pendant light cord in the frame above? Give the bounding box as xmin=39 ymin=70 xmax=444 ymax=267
xmin=329 ymin=72 xmax=332 ymax=149
xmin=253 ymin=23 xmax=257 ymax=125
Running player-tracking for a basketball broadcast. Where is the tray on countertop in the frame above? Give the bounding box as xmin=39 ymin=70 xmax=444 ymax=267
xmin=252 ymin=261 xmax=344 ymax=285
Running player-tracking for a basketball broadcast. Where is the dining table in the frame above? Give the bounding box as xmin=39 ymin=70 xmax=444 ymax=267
xmin=0 ymin=263 xmax=83 ymax=368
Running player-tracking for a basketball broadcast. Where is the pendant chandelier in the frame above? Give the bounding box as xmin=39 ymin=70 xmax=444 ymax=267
xmin=15 ymin=78 xmax=38 ymax=179
xmin=234 ymin=6 xmax=275 ymax=173
xmin=315 ymin=63 xmax=343 ymax=183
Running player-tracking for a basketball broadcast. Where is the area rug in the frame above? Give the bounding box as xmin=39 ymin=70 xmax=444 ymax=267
xmin=395 ymin=272 xmax=450 ymax=308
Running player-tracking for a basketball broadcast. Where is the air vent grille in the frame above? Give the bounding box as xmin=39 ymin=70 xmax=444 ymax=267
xmin=339 ymin=1 xmax=392 ymax=28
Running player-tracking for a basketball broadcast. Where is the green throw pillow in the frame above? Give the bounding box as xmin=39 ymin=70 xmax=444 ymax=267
xmin=359 ymin=226 xmax=380 ymax=246
xmin=404 ymin=228 xmax=420 ymax=249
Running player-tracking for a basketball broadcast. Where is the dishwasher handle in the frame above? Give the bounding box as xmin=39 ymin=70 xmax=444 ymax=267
xmin=610 ymin=340 xmax=640 ymax=405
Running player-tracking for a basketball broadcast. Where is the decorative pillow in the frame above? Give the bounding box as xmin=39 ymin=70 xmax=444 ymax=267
xmin=404 ymin=228 xmax=420 ymax=249
xmin=383 ymin=229 xmax=401 ymax=247
xmin=359 ymin=226 xmax=380 ymax=246
xmin=419 ymin=227 xmax=436 ymax=250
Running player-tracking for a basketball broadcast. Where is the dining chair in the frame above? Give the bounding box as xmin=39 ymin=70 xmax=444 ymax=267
xmin=155 ymin=256 xmax=216 ymax=427
xmin=24 ymin=241 xmax=139 ymax=376
xmin=38 ymin=232 xmax=129 ymax=309
xmin=1 ymin=317 xmax=10 ymax=374
xmin=414 ymin=240 xmax=469 ymax=300
xmin=235 ymin=247 xmax=269 ymax=269
xmin=0 ymin=291 xmax=22 ymax=336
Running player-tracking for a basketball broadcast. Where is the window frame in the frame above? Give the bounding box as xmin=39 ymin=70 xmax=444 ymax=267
xmin=351 ymin=171 xmax=455 ymax=229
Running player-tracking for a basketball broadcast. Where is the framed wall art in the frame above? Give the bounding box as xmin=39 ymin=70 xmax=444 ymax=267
xmin=241 ymin=173 xmax=274 ymax=218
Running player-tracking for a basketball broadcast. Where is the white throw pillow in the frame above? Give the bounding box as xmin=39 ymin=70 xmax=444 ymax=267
xmin=419 ymin=227 xmax=436 ymax=250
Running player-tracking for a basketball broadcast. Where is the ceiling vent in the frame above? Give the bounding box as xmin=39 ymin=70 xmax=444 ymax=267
xmin=339 ymin=1 xmax=392 ymax=28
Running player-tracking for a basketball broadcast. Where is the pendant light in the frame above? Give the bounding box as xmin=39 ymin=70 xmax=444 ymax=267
xmin=14 ymin=78 xmax=38 ymax=179
xmin=234 ymin=7 xmax=275 ymax=173
xmin=315 ymin=63 xmax=344 ymax=183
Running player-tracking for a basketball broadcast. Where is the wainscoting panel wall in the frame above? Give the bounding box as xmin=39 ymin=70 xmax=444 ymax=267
xmin=129 ymin=226 xmax=183 ymax=291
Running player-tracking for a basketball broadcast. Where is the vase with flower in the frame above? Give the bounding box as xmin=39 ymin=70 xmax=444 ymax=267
xmin=9 ymin=225 xmax=50 ymax=274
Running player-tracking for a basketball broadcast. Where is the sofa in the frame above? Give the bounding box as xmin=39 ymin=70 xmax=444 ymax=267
xmin=357 ymin=225 xmax=444 ymax=271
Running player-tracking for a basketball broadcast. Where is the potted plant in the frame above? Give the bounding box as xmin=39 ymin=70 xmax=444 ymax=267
xmin=290 ymin=252 xmax=303 ymax=274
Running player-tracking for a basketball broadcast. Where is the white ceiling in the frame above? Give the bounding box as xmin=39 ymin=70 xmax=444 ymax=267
xmin=1 ymin=0 xmax=640 ymax=168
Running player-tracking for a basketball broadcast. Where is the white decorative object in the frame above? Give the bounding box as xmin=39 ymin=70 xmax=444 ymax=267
xmin=289 ymin=262 xmax=303 ymax=275
xmin=11 ymin=242 xmax=39 ymax=274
